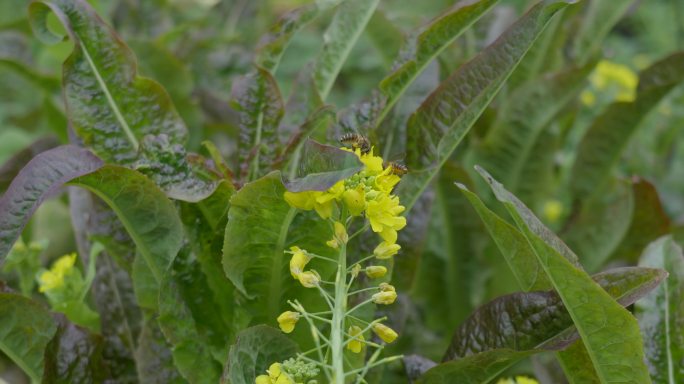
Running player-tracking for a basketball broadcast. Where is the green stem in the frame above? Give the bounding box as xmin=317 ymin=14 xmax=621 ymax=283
xmin=330 ymin=241 xmax=348 ymax=384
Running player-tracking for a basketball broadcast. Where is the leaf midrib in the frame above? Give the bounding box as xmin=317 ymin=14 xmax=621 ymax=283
xmin=79 ymin=35 xmax=139 ymax=151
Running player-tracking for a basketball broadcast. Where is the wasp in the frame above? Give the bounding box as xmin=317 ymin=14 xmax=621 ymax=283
xmin=340 ymin=133 xmax=371 ymax=154
xmin=386 ymin=161 xmax=408 ymax=176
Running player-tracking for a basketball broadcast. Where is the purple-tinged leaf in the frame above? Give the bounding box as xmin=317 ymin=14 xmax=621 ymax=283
xmin=0 ymin=145 xmax=103 ymax=264
xmin=282 ymin=139 xmax=362 ymax=192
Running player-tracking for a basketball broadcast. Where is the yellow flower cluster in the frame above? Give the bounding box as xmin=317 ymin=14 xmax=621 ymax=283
xmin=255 ymin=363 xmax=295 ymax=384
xmin=582 ymin=60 xmax=638 ymax=106
xmin=284 ymin=147 xmax=406 ymax=247
xmin=496 ymin=376 xmax=539 ymax=384
xmin=38 ymin=253 xmax=77 ymax=293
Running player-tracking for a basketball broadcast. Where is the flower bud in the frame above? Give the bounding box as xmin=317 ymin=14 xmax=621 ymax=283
xmin=347 ymin=325 xmax=364 ymax=353
xmin=365 ymin=266 xmax=387 ymax=279
xmin=378 ymin=283 xmax=395 ymax=292
xmin=297 ymin=270 xmax=321 ymax=288
xmin=333 ymin=221 xmax=348 ymax=244
xmin=373 ymin=241 xmax=400 ymax=259
xmin=351 ymin=263 xmax=362 ymax=278
xmin=342 ymin=187 xmax=366 ymax=216
xmin=372 ymin=290 xmax=397 ymax=305
xmin=289 ymin=246 xmax=311 ymax=278
xmin=372 ymin=323 xmax=398 ymax=343
xmin=277 ymin=311 xmax=300 ymax=333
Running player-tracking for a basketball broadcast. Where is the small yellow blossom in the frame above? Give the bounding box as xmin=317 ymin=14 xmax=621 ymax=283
xmin=496 ymin=377 xmax=539 ymax=384
xmin=297 ymin=270 xmax=321 ymax=288
xmin=372 ymin=290 xmax=397 ymax=305
xmin=373 ymin=241 xmax=400 ymax=259
xmin=342 ymin=186 xmax=365 ymax=216
xmin=366 ymin=194 xmax=406 ymax=244
xmin=580 ymin=90 xmax=595 ymax=106
xmin=372 ymin=323 xmax=398 ymax=343
xmin=326 ymin=239 xmax=339 ymax=249
xmin=347 ymin=325 xmax=364 ymax=353
xmin=374 ymin=168 xmax=401 ymax=195
xmin=591 ymin=60 xmax=638 ymax=102
xmin=255 ymin=375 xmax=271 ymax=384
xmin=268 ymin=363 xmax=282 ymax=378
xmin=357 ymin=148 xmax=384 ymax=174
xmin=38 ymin=253 xmax=77 ymax=293
xmin=542 ymin=200 xmax=563 ymax=224
xmin=277 ymin=311 xmax=300 ymax=333
xmin=351 ymin=263 xmax=362 ymax=278
xmin=333 ymin=221 xmax=348 ymax=244
xmin=289 ymin=246 xmax=311 ymax=278
xmin=365 ymin=266 xmax=387 ymax=279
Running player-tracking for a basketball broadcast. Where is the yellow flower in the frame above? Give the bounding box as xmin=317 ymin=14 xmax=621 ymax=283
xmin=542 ymin=200 xmax=563 ymax=223
xmin=515 ymin=377 xmax=539 ymax=384
xmin=313 ymin=180 xmax=345 ymax=219
xmin=365 ymin=266 xmax=387 ymax=279
xmin=342 ymin=186 xmax=365 ymax=216
xmin=297 ymin=270 xmax=320 ymax=288
xmin=255 ymin=375 xmax=271 ymax=384
xmin=375 ymin=168 xmax=401 ymax=194
xmin=347 ymin=325 xmax=364 ymax=353
xmin=378 ymin=283 xmax=395 ymax=292
xmin=38 ymin=253 xmax=77 ymax=293
xmin=333 ymin=221 xmax=348 ymax=244
xmin=580 ymin=90 xmax=595 ymax=106
xmin=275 ymin=375 xmax=294 ymax=384
xmin=372 ymin=323 xmax=398 ymax=343
xmin=284 ymin=191 xmax=318 ymax=211
xmin=372 ymin=290 xmax=397 ymax=305
xmin=366 ymin=194 xmax=406 ymax=244
xmin=373 ymin=241 xmax=400 ymax=259
xmin=268 ymin=363 xmax=282 ymax=378
xmin=358 ymin=149 xmax=384 ymax=175
xmin=289 ymin=246 xmax=311 ymax=278
xmin=591 ymin=60 xmax=638 ymax=102
xmin=277 ymin=311 xmax=300 ymax=333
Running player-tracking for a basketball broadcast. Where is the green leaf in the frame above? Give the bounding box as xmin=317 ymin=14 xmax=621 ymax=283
xmin=313 ymin=0 xmax=380 ymax=100
xmin=135 ymin=316 xmax=185 ymax=384
xmin=42 ymin=314 xmax=109 ymax=383
xmin=400 ymin=0 xmax=573 ymax=212
xmin=69 ymin=165 xmax=183 ymax=284
xmin=476 ymin=166 xmax=652 ymax=384
xmin=467 ymin=61 xmax=596 ymax=194
xmin=0 ymin=293 xmax=58 ymax=382
xmin=418 ymin=266 xmax=665 ymax=383
xmin=0 ymin=136 xmax=59 ymax=193
xmin=255 ymin=1 xmax=340 ymax=74
xmin=222 ymin=172 xmax=334 ymax=325
xmin=377 ymin=0 xmax=499 ymax=125
xmin=282 ymin=139 xmax=363 ymax=192
xmin=0 ymin=145 xmax=103 ymax=264
xmin=222 ymin=325 xmax=298 ymax=384
xmin=28 ymin=0 xmax=187 ymax=164
xmin=365 ymin=10 xmax=403 ymax=68
xmin=231 ymin=68 xmax=284 ymax=182
xmin=275 ymin=106 xmax=336 ymax=171
xmin=569 ymin=52 xmax=684 ymax=202
xmin=636 ymin=236 xmax=684 ymax=383
xmin=457 ymin=183 xmax=552 ymax=291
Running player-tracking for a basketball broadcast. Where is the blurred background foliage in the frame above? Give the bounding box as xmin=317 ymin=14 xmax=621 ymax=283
xmin=1 ymin=0 xmax=683 ymax=382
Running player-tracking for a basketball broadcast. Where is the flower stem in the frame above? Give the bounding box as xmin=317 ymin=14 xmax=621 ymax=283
xmin=330 ymin=241 xmax=348 ymax=384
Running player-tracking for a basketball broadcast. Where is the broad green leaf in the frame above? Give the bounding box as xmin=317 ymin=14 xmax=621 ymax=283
xmin=0 ymin=293 xmax=58 ymax=382
xmin=222 ymin=172 xmax=334 ymax=325
xmin=555 ymin=341 xmax=601 ymax=384
xmin=562 ymin=180 xmax=634 ymax=273
xmin=28 ymin=0 xmax=187 ymax=163
xmin=0 ymin=145 xmax=103 ymax=264
xmin=476 ymin=166 xmax=652 ymax=384
xmin=282 ymin=139 xmax=362 ymax=192
xmin=222 ymin=325 xmax=298 ymax=384
xmin=313 ymin=0 xmax=380 ymax=100
xmin=400 ymin=0 xmax=573 ymax=212
xmin=377 ymin=0 xmax=499 ymax=125
xmin=457 ymin=183 xmax=553 ymax=291
xmin=418 ymin=266 xmax=665 ymax=383
xmin=276 ymin=106 xmax=336 ymax=173
xmin=69 ymin=165 xmax=183 ymax=284
xmin=255 ymin=0 xmax=340 ymax=74
xmin=417 ymin=349 xmax=536 ymax=384
xmin=158 ymin=250 xmax=224 ymax=384
xmin=570 ymin=0 xmax=636 ymax=63
xmin=135 ymin=316 xmax=185 ymax=384
xmin=569 ymin=52 xmax=684 ymax=202
xmin=467 ymin=61 xmax=596 ymax=193
xmin=365 ymin=10 xmax=403 ymax=68
xmin=636 ymin=236 xmax=684 ymax=383
xmin=42 ymin=314 xmax=109 ymax=383
xmin=609 ymin=179 xmax=671 ymax=265
xmin=231 ymin=68 xmax=284 ymax=182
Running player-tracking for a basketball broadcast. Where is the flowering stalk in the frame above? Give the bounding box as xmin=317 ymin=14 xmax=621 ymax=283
xmin=256 ymin=142 xmax=406 ymax=384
